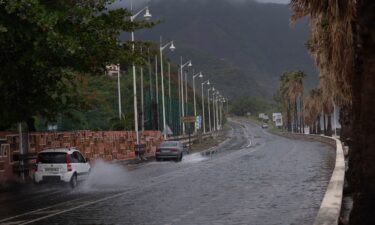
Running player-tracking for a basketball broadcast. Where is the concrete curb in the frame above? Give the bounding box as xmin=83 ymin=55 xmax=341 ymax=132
xmin=281 ymin=133 xmax=345 ymax=225
xmin=313 ymin=137 xmax=345 ymax=225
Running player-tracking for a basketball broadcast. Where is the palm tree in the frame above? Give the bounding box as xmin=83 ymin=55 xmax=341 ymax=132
xmin=279 ymin=73 xmax=293 ymax=132
xmin=309 ymin=88 xmax=323 ymax=134
xmin=279 ymin=71 xmax=306 ymax=133
xmin=321 ymin=93 xmax=333 ymax=136
xmin=291 ymin=0 xmax=375 ymax=223
xmin=304 ymin=94 xmax=318 ymax=134
xmin=291 ymin=71 xmax=306 ymax=133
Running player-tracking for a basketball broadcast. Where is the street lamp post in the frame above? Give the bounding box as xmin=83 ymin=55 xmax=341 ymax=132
xmin=219 ymin=97 xmax=224 ymax=130
xmin=130 ymin=5 xmax=152 ymax=145
xmin=185 ymin=71 xmax=188 ymax=116
xmin=155 ymin=55 xmax=159 ymax=130
xmin=140 ymin=48 xmax=144 ymax=132
xmin=159 ymin=37 xmax=176 ymax=139
xmin=201 ymin=80 xmax=210 ymax=133
xmin=180 ymin=58 xmax=192 ymax=135
xmin=207 ymin=87 xmax=212 ymax=133
xmin=168 ymin=63 xmax=172 ymax=131
xmin=117 ymin=64 xmax=122 ymax=119
xmin=212 ymin=89 xmax=217 ymax=132
xmin=178 ymin=68 xmax=181 ymax=134
xmin=193 ymin=72 xmax=203 ymax=133
xmin=216 ymin=92 xmax=221 ymax=130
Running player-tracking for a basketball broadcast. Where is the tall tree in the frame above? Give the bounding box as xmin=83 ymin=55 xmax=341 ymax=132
xmin=291 ymin=0 xmax=375 ymax=223
xmin=0 ymin=0 xmax=153 ymax=131
xmin=279 ymin=70 xmax=306 ymax=133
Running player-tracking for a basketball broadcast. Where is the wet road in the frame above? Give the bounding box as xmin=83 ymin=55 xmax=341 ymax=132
xmin=0 ymin=118 xmax=335 ymax=225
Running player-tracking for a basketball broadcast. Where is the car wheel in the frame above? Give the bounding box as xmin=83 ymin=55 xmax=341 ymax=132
xmin=70 ymin=174 xmax=78 ymax=189
xmin=155 ymin=157 xmax=160 ymax=162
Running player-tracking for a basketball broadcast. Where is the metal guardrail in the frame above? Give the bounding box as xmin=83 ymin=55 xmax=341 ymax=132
xmin=168 ymin=132 xmax=213 ymax=145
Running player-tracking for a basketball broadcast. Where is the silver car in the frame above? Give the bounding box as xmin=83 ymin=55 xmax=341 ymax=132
xmin=155 ymin=141 xmax=188 ymax=162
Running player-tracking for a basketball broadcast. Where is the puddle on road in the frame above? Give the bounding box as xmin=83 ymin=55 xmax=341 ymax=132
xmin=78 ymin=159 xmax=128 ymax=192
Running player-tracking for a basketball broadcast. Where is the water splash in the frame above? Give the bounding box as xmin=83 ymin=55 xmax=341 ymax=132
xmin=78 ymin=159 xmax=128 ymax=192
xmin=182 ymin=153 xmax=207 ymax=163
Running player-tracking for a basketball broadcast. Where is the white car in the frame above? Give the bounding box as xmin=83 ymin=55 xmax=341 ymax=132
xmin=34 ymin=148 xmax=90 ymax=188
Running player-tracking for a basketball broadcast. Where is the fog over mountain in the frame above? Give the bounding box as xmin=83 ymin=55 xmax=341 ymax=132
xmin=116 ymin=0 xmax=316 ymax=99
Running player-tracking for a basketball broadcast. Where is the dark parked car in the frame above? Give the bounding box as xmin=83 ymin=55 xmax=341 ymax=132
xmin=155 ymin=141 xmax=188 ymax=162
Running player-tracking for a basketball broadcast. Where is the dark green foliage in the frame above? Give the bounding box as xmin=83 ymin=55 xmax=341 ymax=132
xmin=0 ymin=0 xmax=153 ymax=130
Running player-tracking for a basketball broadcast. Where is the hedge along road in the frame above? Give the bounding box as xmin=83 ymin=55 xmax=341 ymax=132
xmin=0 ymin=118 xmax=335 ymax=225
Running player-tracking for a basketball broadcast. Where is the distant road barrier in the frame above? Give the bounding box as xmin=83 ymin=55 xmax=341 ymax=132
xmin=168 ymin=132 xmax=214 ymax=146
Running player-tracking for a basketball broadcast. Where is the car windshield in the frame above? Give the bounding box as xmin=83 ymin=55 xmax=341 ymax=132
xmin=160 ymin=142 xmax=179 ymax=147
xmin=38 ymin=152 xmax=67 ymax=164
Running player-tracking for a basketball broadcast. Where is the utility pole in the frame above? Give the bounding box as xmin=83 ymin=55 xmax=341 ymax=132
xmin=141 ymin=65 xmax=145 ymax=132
xmin=117 ymin=64 xmax=122 ymax=119
xmin=168 ymin=63 xmax=172 ymax=130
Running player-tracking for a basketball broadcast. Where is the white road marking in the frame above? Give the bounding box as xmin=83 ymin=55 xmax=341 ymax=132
xmin=18 ymin=191 xmax=132 ymax=225
xmin=0 ymin=221 xmax=26 ymax=225
xmin=246 ymin=139 xmax=252 ymax=148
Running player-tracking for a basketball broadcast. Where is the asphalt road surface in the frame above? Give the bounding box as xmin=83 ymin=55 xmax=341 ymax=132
xmin=0 ymin=118 xmax=335 ymax=225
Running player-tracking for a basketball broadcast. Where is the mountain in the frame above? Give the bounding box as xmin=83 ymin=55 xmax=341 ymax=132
xmin=120 ymin=0 xmax=317 ymax=99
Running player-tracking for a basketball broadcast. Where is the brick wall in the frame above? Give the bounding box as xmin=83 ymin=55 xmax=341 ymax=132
xmin=0 ymin=130 xmax=163 ymax=182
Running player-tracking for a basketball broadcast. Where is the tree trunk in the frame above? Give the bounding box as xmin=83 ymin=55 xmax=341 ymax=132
xmin=309 ymin=125 xmax=313 ymax=135
xmin=340 ymin=105 xmax=353 ymax=143
xmin=327 ymin=114 xmax=332 ymax=137
xmin=287 ymin=105 xmax=292 ymax=132
xmin=323 ymin=114 xmax=327 ymax=135
xmin=350 ymin=1 xmax=375 ymax=224
xmin=316 ymin=115 xmax=321 ymax=134
xmin=312 ymin=120 xmax=316 ymax=134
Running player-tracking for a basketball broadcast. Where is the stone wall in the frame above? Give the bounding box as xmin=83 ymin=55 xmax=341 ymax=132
xmin=0 ymin=130 xmax=163 ymax=182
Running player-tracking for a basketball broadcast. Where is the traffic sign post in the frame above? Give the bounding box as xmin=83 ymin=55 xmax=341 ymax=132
xmin=181 ymin=116 xmax=196 ymax=123
xmin=196 ymin=115 xmax=202 ymax=130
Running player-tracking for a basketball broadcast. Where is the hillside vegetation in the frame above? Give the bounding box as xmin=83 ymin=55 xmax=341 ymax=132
xmin=133 ymin=0 xmax=317 ymax=99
